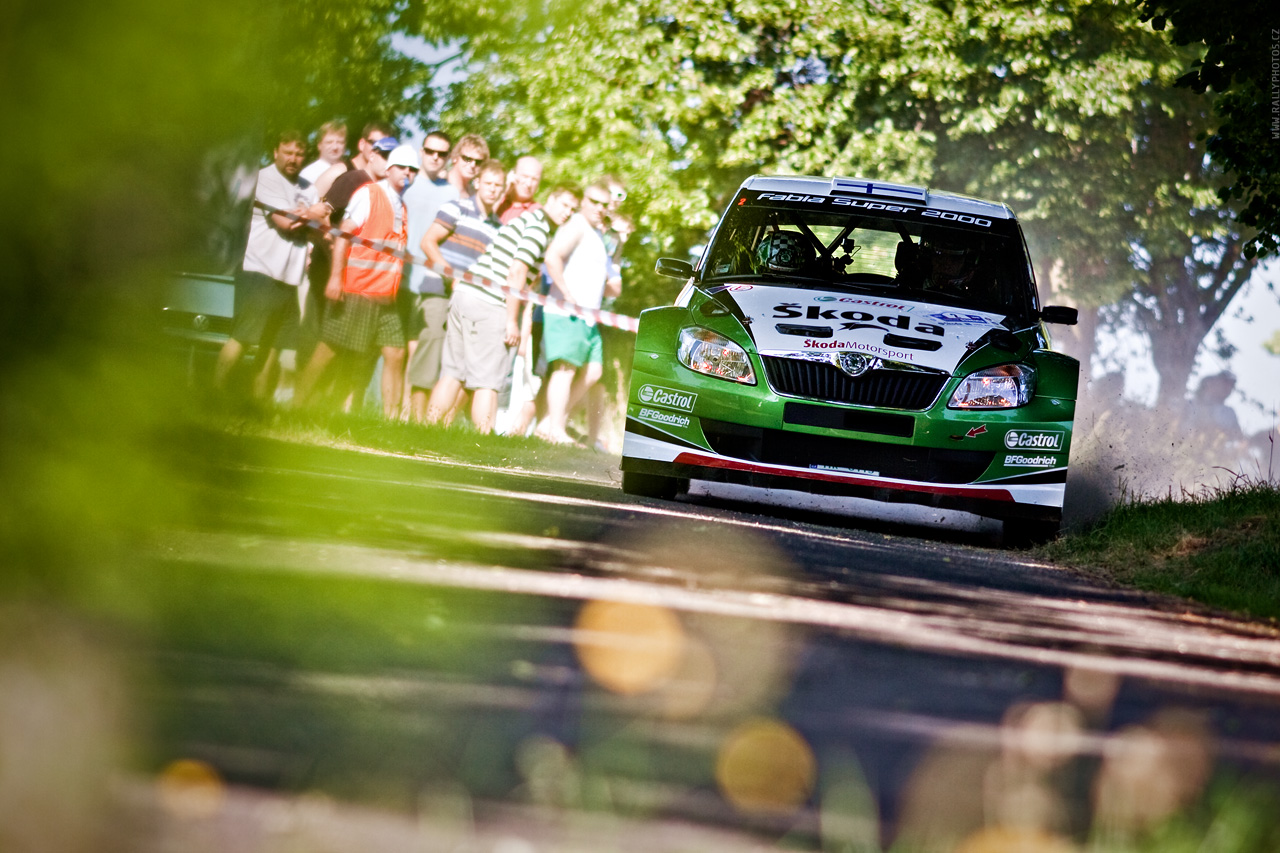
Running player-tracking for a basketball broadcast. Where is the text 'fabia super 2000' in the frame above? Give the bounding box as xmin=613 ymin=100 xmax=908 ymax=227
xmin=621 ymin=175 xmax=1080 ymax=544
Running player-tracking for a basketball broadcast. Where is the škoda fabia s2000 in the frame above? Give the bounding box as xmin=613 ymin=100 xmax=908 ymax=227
xmin=620 ymin=176 xmax=1080 ymax=543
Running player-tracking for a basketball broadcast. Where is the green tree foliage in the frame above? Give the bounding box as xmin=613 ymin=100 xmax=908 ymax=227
xmin=199 ymin=2 xmax=443 ymax=271
xmin=263 ymin=2 xmax=438 ymax=141
xmin=429 ymin=0 xmax=1259 ymax=399
xmin=1139 ymin=0 xmax=1280 ymax=259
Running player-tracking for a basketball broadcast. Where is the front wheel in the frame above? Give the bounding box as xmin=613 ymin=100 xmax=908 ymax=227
xmin=621 ymin=471 xmax=683 ymax=501
xmin=1002 ymin=517 xmax=1061 ymax=549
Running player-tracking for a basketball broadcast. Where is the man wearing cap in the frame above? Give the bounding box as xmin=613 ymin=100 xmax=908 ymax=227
xmin=213 ymin=129 xmax=329 ymax=402
xmin=298 ymin=131 xmax=398 ymax=367
xmin=322 ymin=134 xmax=398 ymax=224
xmin=295 ymin=143 xmax=419 ymax=417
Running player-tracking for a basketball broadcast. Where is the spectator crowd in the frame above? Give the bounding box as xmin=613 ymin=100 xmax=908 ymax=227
xmin=213 ymin=122 xmax=634 ymax=449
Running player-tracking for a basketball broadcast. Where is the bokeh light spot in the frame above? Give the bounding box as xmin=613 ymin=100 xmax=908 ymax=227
xmin=953 ymin=825 xmax=1077 ymax=853
xmin=655 ymin=634 xmax=718 ymax=720
xmin=573 ymin=600 xmax=685 ymax=695
xmin=158 ymin=758 xmax=225 ymax=819
xmin=1092 ymin=710 xmax=1213 ymax=834
xmin=715 ymin=718 xmax=816 ymax=814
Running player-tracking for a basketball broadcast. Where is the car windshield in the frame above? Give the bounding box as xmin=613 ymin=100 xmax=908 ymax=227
xmin=702 ymin=193 xmax=1039 ymax=324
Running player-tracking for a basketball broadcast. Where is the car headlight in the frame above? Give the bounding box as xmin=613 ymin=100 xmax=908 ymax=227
xmin=677 ymin=327 xmax=756 ymax=384
xmin=948 ymin=364 xmax=1035 ymax=409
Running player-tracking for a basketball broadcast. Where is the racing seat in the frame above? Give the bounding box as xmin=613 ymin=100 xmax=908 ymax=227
xmin=894 ymin=240 xmax=922 ymax=286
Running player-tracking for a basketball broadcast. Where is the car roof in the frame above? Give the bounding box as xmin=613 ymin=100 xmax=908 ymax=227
xmin=741 ymin=175 xmax=1016 ymax=221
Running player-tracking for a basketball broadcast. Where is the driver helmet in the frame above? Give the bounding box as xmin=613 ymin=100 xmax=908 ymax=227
xmin=754 ymin=231 xmax=813 ymax=274
xmin=921 ymin=233 xmax=981 ymax=290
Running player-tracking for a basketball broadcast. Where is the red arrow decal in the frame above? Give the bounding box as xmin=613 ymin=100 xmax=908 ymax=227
xmin=966 ymin=425 xmax=988 ymax=438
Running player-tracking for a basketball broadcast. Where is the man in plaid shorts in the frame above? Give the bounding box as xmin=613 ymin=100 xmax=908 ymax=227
xmin=295 ymin=143 xmax=419 ymax=416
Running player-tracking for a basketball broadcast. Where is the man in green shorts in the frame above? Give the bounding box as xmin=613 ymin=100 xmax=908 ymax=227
xmin=538 ymin=179 xmax=620 ymax=444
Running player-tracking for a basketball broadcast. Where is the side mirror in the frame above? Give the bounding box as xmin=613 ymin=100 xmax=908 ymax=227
xmin=655 ymin=257 xmax=694 ymax=279
xmin=1040 ymin=305 xmax=1079 ymax=326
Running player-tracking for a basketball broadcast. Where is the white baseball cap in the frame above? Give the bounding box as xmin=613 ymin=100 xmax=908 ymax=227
xmin=387 ymin=144 xmax=420 ymax=170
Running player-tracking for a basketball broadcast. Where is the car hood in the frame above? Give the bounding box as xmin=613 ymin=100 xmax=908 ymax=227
xmin=716 ymin=283 xmax=1008 ymax=374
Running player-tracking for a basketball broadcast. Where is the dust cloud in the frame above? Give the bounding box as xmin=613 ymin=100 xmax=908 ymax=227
xmin=1063 ymin=370 xmax=1277 ymax=530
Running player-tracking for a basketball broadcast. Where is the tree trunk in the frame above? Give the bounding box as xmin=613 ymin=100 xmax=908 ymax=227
xmin=1146 ymin=311 xmax=1207 ymax=403
xmin=1133 ymin=240 xmax=1256 ymax=404
xmin=1053 ymin=304 xmax=1098 ymax=387
xmin=1040 ymin=257 xmax=1097 ymax=384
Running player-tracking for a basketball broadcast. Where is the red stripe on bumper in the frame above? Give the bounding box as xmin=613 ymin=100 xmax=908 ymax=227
xmin=672 ymin=452 xmax=1016 ymax=503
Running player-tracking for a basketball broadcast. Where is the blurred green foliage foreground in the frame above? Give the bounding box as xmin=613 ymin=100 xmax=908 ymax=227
xmin=2 ymin=3 xmax=1279 ymax=851
xmin=1 ymin=0 xmax=285 ymax=600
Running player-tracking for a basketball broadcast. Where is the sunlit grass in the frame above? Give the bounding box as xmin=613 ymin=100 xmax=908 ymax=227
xmin=224 ymin=406 xmax=612 ymax=474
xmin=1042 ymin=478 xmax=1280 ymax=621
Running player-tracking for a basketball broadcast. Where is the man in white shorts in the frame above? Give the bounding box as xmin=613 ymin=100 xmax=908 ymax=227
xmin=424 ymin=186 xmax=578 ymax=433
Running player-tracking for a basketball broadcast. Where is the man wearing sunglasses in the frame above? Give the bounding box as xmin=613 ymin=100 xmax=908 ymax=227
xmin=417 ymin=130 xmax=452 ymax=183
xmin=537 ymin=179 xmax=620 ymax=445
xmin=404 ymin=132 xmax=490 ymax=418
xmin=399 ymin=130 xmax=454 ymax=411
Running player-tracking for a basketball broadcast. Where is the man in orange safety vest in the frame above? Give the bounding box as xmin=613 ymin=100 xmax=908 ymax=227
xmin=295 ymin=143 xmax=420 ymax=417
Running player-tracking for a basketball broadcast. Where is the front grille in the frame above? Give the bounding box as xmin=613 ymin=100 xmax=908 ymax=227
xmin=160 ymin=308 xmax=234 ymax=345
xmin=761 ymin=357 xmax=948 ymax=410
xmin=783 ymin=402 xmax=914 ymax=437
xmin=701 ymin=420 xmax=993 ymax=484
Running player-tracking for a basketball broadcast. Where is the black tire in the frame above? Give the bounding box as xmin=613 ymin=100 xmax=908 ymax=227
xmin=1002 ymin=517 xmax=1061 ymax=548
xmin=621 ymin=471 xmax=681 ymax=501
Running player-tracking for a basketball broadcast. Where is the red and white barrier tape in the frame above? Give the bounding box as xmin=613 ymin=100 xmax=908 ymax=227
xmin=255 ymin=200 xmax=639 ymax=333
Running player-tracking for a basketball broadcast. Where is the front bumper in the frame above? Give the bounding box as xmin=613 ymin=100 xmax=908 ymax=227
xmin=620 ymin=362 xmax=1073 ymax=524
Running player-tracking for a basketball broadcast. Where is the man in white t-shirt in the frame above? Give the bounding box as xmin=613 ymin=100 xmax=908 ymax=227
xmin=299 ymin=120 xmax=346 ymax=186
xmin=213 ymin=129 xmax=328 ymax=401
xmin=537 ymin=179 xmax=620 ymax=444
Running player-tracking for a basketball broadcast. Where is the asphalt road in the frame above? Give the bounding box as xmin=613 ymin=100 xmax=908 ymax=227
xmin=139 ymin=435 xmax=1280 ymax=850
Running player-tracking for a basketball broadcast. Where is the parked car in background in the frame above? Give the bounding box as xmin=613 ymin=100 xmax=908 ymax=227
xmin=620 ymin=175 xmax=1080 ymax=544
xmin=160 ymin=272 xmax=234 ymax=384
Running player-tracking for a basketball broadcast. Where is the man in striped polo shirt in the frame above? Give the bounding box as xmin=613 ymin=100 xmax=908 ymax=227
xmin=412 ymin=158 xmax=505 ymax=421
xmin=424 ymin=186 xmax=579 ymax=433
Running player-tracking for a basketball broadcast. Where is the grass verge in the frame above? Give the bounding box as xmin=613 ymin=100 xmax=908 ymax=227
xmin=1041 ymin=477 xmax=1280 ymax=622
xmin=219 ymin=406 xmax=618 ymax=480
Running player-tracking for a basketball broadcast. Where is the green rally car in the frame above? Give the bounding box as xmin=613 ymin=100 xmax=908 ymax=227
xmin=620 ymin=175 xmax=1080 ymax=543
